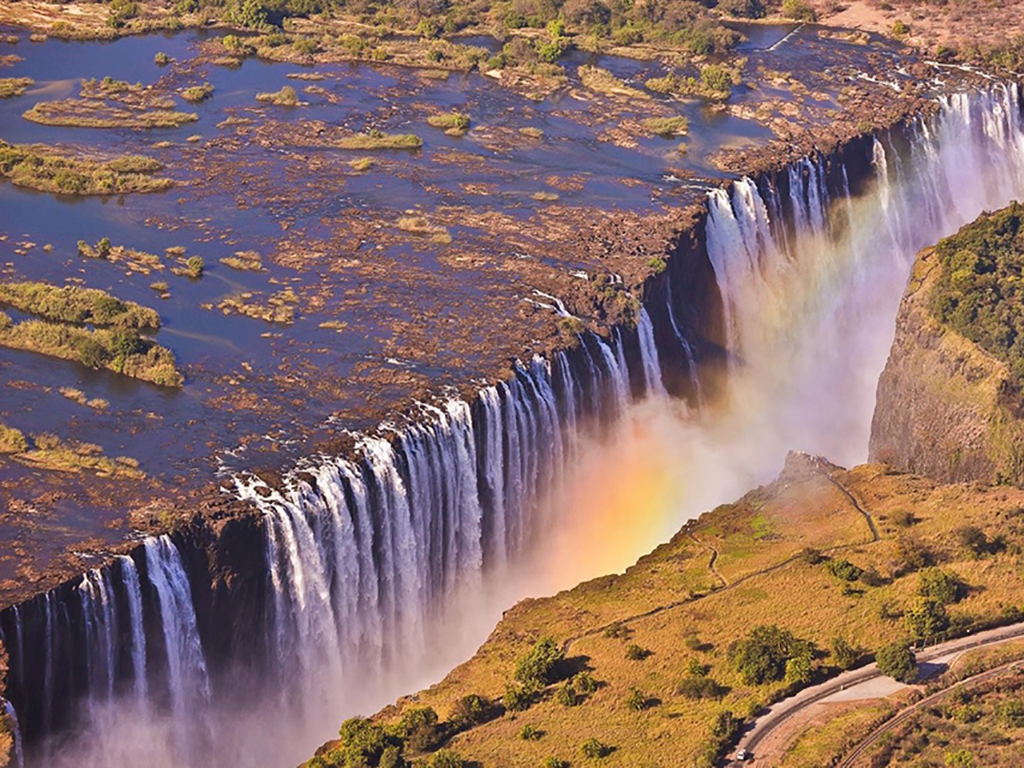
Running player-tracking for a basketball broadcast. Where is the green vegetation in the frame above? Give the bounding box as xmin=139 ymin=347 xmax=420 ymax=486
xmin=624 ymin=643 xmax=650 ymax=661
xmin=931 ymin=203 xmax=1024 ymax=387
xmin=219 ymin=250 xmax=264 ymax=271
xmin=0 ymin=142 xmax=173 ymax=195
xmin=256 ymin=85 xmax=301 ymax=106
xmin=515 ymin=636 xmax=565 ymax=688
xmin=0 ymin=423 xmax=28 ymax=454
xmin=645 ymin=65 xmax=735 ymax=100
xmin=520 ymin=724 xmax=543 ymax=740
xmin=12 ymin=433 xmax=144 ymax=478
xmin=728 ymin=625 xmax=813 ymax=685
xmin=23 ymin=101 xmax=198 ymax=129
xmin=337 ymin=131 xmax=423 ymax=150
xmin=580 ymin=738 xmax=612 ymax=758
xmin=0 ymin=78 xmax=34 ymax=98
xmin=172 ymin=255 xmax=204 ymax=278
xmin=0 ymin=310 xmax=181 ymax=386
xmin=876 ymin=641 xmax=917 ymax=682
xmin=781 ymin=0 xmax=817 ymax=21
xmin=578 ymin=65 xmax=648 ymax=100
xmin=154 ymin=51 xmax=171 ymax=66
xmin=180 ymin=82 xmax=214 ymax=102
xmin=215 ymin=288 xmax=298 ymax=323
xmin=640 ymin=116 xmax=688 ymax=137
xmin=426 ymin=112 xmax=470 ymax=135
xmin=0 ymin=282 xmax=160 ymax=329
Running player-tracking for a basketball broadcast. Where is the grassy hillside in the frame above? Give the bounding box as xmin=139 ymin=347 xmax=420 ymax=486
xmin=307 ymin=454 xmax=1024 ymax=767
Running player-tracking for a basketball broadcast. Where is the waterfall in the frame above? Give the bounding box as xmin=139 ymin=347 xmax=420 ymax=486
xmin=703 ymin=82 xmax=1024 ymax=466
xmin=8 ymin=82 xmax=1024 ymax=768
xmin=4 ymin=700 xmax=23 ymax=768
xmin=144 ymin=537 xmax=210 ymax=732
xmin=637 ymin=307 xmax=667 ymax=397
xmin=79 ymin=569 xmax=117 ymax=707
xmin=115 ymin=555 xmax=147 ymax=703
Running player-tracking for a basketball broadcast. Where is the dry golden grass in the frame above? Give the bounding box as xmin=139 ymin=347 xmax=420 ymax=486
xmin=327 ymin=459 xmax=1024 ymax=767
xmin=14 ymin=433 xmax=143 ymax=478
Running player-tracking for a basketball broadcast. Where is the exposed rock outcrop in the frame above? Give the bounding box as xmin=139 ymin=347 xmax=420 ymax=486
xmin=870 ymin=248 xmax=1024 ymax=484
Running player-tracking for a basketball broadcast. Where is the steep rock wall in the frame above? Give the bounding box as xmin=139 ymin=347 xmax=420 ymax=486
xmin=870 ymin=248 xmax=1024 ymax=484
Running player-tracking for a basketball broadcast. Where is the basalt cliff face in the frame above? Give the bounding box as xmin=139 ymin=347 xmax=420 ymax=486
xmin=870 ymin=248 xmax=1024 ymax=484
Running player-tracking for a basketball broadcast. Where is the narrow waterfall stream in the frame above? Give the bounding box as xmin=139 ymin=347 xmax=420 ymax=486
xmin=4 ymin=83 xmax=1024 ymax=768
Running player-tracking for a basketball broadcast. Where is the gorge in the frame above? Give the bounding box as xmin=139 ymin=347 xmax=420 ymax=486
xmin=5 ymin=64 xmax=1024 ymax=768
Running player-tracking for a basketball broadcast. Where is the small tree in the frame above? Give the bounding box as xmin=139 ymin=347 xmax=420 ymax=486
xmin=503 ymin=682 xmax=533 ymax=712
xmin=876 ymin=642 xmax=917 ymax=683
xmin=450 ymin=693 xmax=492 ymax=729
xmin=905 ymin=596 xmax=949 ymax=639
xmin=917 ymin=568 xmax=964 ymax=605
xmin=428 ymin=750 xmax=465 ymax=768
xmin=785 ymin=655 xmax=813 ymax=685
xmin=728 ymin=625 xmax=813 ymax=685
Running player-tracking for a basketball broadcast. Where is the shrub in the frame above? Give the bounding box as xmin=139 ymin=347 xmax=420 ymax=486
xmin=625 ymin=687 xmax=650 ymax=711
xmin=555 ymin=681 xmax=579 ymax=707
xmin=699 ymin=64 xmax=732 ymax=96
xmin=876 ymin=642 xmax=917 ymax=683
xmin=955 ymin=525 xmax=999 ymax=558
xmin=891 ymin=19 xmax=909 ymax=37
xmin=184 ymin=255 xmax=204 ymax=277
xmin=572 ymin=671 xmax=597 ymax=695
xmin=0 ymin=423 xmax=28 ymax=454
xmin=728 ymin=625 xmax=813 ymax=685
xmin=995 ymin=700 xmax=1024 ymax=727
xmin=895 ymin=535 xmax=933 ymax=572
xmin=503 ymin=682 xmax=534 ymax=712
xmin=256 ymin=85 xmax=300 ymax=106
xmin=515 ymin=637 xmax=565 ymax=687
xmin=398 ymin=706 xmax=442 ymax=753
xmin=154 ymin=51 xmax=171 ymax=66
xmin=580 ymin=738 xmax=611 ymax=758
xmin=379 ymin=746 xmax=406 ymax=768
xmin=677 ymin=674 xmax=725 ymax=700
xmin=543 ymin=759 xmax=568 ymax=768
xmin=781 ymin=0 xmax=816 ymax=21
xmin=917 ymin=568 xmax=964 ymax=604
xmin=450 ymin=694 xmax=493 ymax=729
xmin=625 ymin=643 xmax=650 ymax=661
xmin=825 ymin=558 xmax=864 ymax=582
xmin=717 ymin=0 xmax=765 ymax=18
xmin=520 ymin=724 xmax=543 ymax=740
xmin=945 ymin=749 xmax=977 ymax=768
xmin=830 ymin=637 xmax=859 ymax=670
xmin=181 ymin=83 xmax=214 ymax=102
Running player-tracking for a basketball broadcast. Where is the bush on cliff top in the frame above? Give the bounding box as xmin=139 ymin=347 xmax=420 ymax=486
xmin=931 ymin=202 xmax=1024 ymax=389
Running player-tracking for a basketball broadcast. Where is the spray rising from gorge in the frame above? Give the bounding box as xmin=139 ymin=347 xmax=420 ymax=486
xmin=5 ymin=83 xmax=1024 ymax=768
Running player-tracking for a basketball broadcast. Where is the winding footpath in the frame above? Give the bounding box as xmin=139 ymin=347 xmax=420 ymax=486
xmin=730 ymin=621 xmax=1024 ymax=766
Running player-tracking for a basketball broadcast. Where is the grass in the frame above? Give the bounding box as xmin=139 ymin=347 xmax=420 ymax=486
xmin=0 ymin=310 xmax=182 ymax=387
xmin=0 ymin=77 xmax=33 ymax=98
xmin=256 ymin=85 xmax=301 ymax=106
xmin=336 ymin=131 xmax=423 ymax=150
xmin=640 ymin=116 xmax=689 ymax=137
xmin=180 ymin=82 xmax=214 ymax=102
xmin=0 ymin=141 xmax=173 ymax=195
xmin=59 ymin=387 xmax=109 ymax=411
xmin=397 ymin=215 xmax=451 ymax=242
xmin=349 ymin=157 xmax=375 ymax=172
xmin=13 ymin=433 xmax=144 ymax=479
xmin=308 ymin=460 xmax=1024 ymax=767
xmin=578 ymin=66 xmax=649 ymax=100
xmin=519 ymin=126 xmax=545 ymax=139
xmin=219 ymin=250 xmax=264 ymax=271
xmin=23 ymin=102 xmax=198 ymax=129
xmin=427 ymin=111 xmax=471 ymax=135
xmin=214 ymin=288 xmax=298 ymax=324
xmin=0 ymin=423 xmax=28 ymax=454
xmin=0 ymin=281 xmax=160 ymax=329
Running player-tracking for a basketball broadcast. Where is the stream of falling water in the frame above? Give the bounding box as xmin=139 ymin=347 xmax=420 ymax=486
xmin=9 ymin=83 xmax=1024 ymax=768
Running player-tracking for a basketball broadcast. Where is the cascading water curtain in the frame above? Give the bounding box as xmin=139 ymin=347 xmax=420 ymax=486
xmin=703 ymin=82 xmax=1024 ymax=467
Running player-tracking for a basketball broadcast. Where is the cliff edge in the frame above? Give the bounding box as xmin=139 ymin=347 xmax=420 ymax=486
xmin=870 ymin=210 xmax=1024 ymax=484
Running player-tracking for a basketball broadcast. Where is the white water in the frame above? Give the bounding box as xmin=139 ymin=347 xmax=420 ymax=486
xmin=11 ymin=83 xmax=1024 ymax=768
